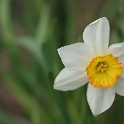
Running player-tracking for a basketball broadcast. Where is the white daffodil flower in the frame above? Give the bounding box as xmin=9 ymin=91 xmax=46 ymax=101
xmin=54 ymin=17 xmax=124 ymax=116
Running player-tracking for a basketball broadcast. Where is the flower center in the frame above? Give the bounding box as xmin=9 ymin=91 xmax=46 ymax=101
xmin=97 ymin=62 xmax=107 ymax=72
xmin=86 ymin=54 xmax=122 ymax=88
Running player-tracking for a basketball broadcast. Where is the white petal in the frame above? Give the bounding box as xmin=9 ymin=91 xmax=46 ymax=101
xmin=108 ymin=42 xmax=124 ymax=66
xmin=83 ymin=17 xmax=110 ymax=56
xmin=115 ymin=72 xmax=124 ymax=96
xmin=87 ymin=83 xmax=115 ymax=116
xmin=54 ymin=68 xmax=88 ymax=91
xmin=58 ymin=43 xmax=95 ymax=71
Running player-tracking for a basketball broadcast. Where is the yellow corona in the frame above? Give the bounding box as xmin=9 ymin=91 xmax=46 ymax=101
xmin=86 ymin=54 xmax=122 ymax=88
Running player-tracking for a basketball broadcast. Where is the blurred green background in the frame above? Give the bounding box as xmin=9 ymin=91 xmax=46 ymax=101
xmin=0 ymin=0 xmax=124 ymax=124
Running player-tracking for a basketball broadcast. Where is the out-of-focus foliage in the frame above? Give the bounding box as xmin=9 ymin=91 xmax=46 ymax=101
xmin=0 ymin=0 xmax=124 ymax=124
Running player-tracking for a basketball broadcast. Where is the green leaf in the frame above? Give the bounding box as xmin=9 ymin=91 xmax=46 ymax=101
xmin=35 ymin=3 xmax=50 ymax=45
xmin=18 ymin=36 xmax=48 ymax=73
xmin=0 ymin=0 xmax=15 ymax=42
